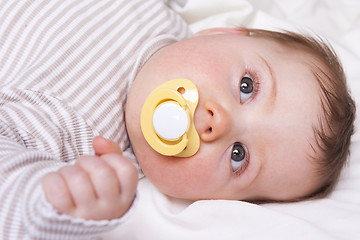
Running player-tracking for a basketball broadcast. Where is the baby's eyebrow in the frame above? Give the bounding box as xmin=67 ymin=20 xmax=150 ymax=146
xmin=257 ymin=54 xmax=277 ymax=111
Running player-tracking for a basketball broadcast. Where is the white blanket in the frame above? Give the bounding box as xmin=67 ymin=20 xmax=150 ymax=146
xmin=105 ymin=0 xmax=360 ymax=239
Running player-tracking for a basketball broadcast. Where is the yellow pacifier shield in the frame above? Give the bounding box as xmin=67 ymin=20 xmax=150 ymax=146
xmin=140 ymin=78 xmax=200 ymax=157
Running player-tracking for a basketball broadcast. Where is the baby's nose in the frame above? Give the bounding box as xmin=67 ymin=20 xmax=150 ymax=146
xmin=196 ymin=99 xmax=231 ymax=142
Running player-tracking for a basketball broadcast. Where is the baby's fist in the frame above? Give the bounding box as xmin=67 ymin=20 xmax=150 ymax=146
xmin=42 ymin=137 xmax=138 ymax=220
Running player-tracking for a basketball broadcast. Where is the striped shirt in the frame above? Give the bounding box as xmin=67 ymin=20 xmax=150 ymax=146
xmin=0 ymin=0 xmax=191 ymax=239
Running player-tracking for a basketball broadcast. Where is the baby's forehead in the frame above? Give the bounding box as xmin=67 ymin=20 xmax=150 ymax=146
xmin=250 ymin=33 xmax=324 ymax=61
xmin=260 ymin=38 xmax=326 ymax=87
xmin=259 ymin=43 xmax=324 ymax=155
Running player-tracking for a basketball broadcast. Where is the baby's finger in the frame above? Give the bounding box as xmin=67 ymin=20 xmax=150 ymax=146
xmin=100 ymin=154 xmax=138 ymax=202
xmin=42 ymin=172 xmax=75 ymax=214
xmin=58 ymin=165 xmax=97 ymax=207
xmin=77 ymin=156 xmax=121 ymax=200
xmin=93 ymin=136 xmax=123 ymax=156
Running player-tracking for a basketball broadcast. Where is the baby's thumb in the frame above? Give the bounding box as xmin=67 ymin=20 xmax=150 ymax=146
xmin=93 ymin=136 xmax=123 ymax=156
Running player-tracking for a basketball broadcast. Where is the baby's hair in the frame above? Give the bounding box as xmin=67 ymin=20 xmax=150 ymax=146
xmin=242 ymin=27 xmax=356 ymax=200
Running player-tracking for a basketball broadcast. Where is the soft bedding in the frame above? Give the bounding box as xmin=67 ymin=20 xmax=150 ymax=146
xmin=104 ymin=0 xmax=360 ymax=239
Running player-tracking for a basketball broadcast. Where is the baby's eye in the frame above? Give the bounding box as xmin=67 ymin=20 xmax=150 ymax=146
xmin=240 ymin=74 xmax=254 ymax=103
xmin=231 ymin=142 xmax=246 ymax=172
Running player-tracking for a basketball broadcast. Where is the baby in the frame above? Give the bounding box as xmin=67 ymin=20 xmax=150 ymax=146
xmin=45 ymin=27 xmax=356 ymax=234
xmin=0 ymin=0 xmax=355 ymax=239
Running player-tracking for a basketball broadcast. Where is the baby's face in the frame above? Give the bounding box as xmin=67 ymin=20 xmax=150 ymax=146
xmin=126 ymin=29 xmax=323 ymax=201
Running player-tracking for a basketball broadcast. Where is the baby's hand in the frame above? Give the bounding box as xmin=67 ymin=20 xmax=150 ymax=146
xmin=42 ymin=136 xmax=138 ymax=220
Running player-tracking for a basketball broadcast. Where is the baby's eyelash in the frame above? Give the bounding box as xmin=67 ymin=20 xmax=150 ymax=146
xmin=245 ymin=68 xmax=261 ymax=101
xmin=234 ymin=153 xmax=250 ymax=176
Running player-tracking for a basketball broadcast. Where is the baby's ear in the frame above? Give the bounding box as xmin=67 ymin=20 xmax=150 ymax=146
xmin=194 ymin=27 xmax=249 ymax=37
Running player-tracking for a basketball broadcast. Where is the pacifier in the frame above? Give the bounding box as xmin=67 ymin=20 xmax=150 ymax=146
xmin=140 ymin=78 xmax=200 ymax=157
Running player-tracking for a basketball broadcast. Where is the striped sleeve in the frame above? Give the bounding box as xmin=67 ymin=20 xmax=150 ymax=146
xmin=0 ymin=0 xmax=190 ymax=239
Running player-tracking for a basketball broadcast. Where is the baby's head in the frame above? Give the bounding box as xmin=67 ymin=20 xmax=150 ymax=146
xmin=125 ymin=27 xmax=355 ymax=202
xmin=241 ymin=28 xmax=356 ymax=201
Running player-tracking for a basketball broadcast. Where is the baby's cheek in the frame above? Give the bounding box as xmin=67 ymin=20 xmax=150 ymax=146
xmin=143 ymin=158 xmax=203 ymax=198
